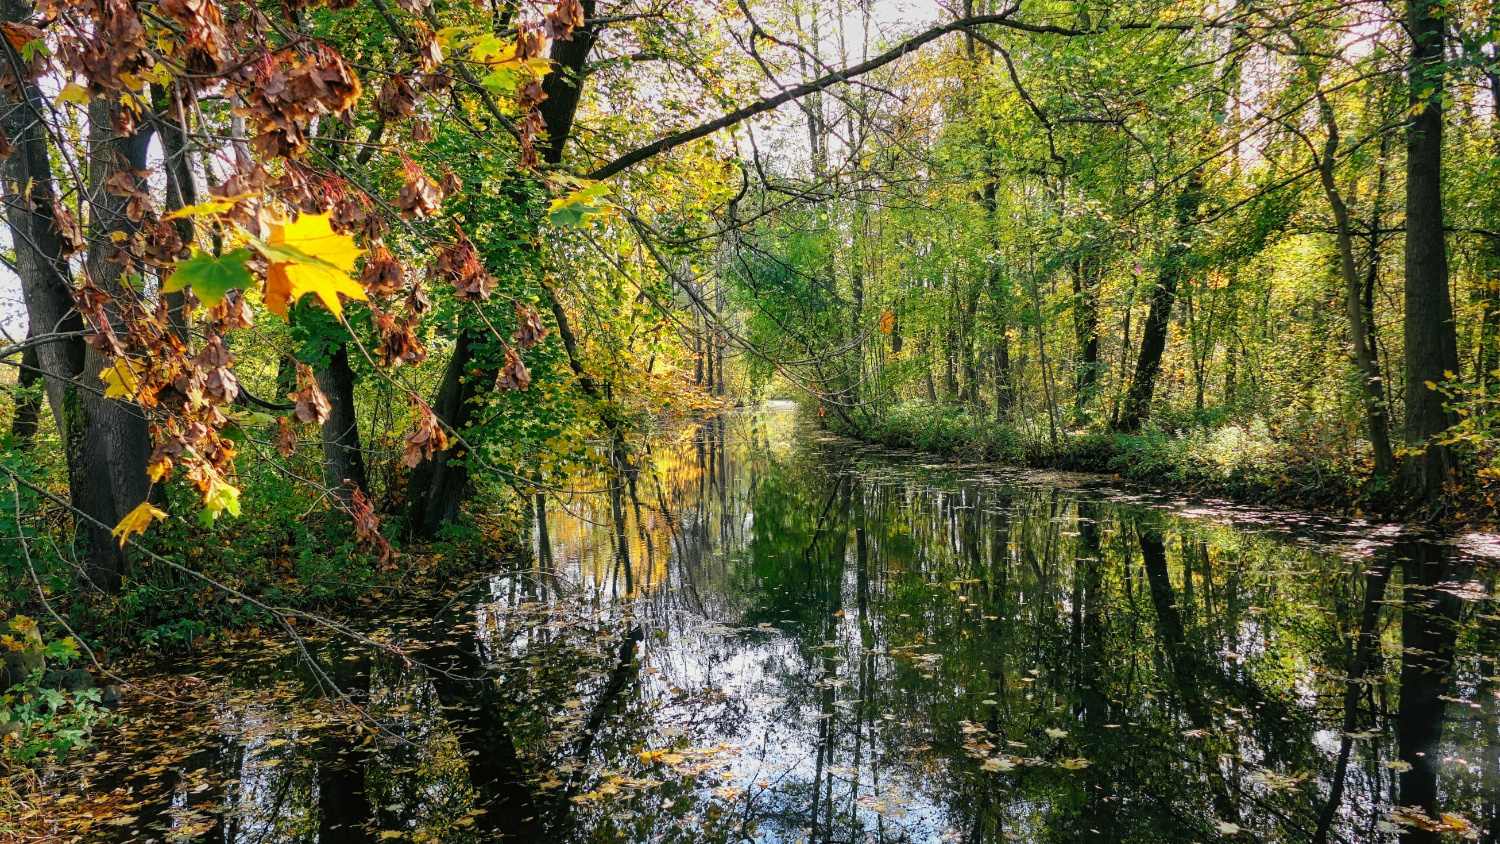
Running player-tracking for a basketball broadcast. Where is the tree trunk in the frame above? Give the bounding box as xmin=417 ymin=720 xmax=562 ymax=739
xmin=1482 ymin=72 xmax=1500 ymax=388
xmin=9 ymin=336 xmax=40 ymax=444
xmin=993 ymin=335 xmax=1012 ymax=419
xmin=315 ymin=344 xmax=369 ymax=501
xmin=1399 ymin=0 xmax=1459 ymax=500
xmin=1115 ymin=172 xmax=1203 ymax=432
xmin=1072 ymin=254 xmax=1100 ymax=409
xmin=1312 ymin=90 xmax=1397 ymax=477
xmin=407 ymin=5 xmax=598 ymax=536
xmin=74 ymin=99 xmax=157 ymax=590
xmin=405 ymin=331 xmax=481 ymax=537
xmin=0 ymin=0 xmax=92 ymax=541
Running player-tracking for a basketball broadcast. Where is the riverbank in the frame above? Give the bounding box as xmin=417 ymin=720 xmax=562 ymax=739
xmin=831 ymin=401 xmax=1498 ymax=528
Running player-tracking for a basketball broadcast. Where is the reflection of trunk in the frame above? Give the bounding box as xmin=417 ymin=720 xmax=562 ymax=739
xmin=1116 ymin=173 xmax=1203 ymax=432
xmin=1399 ymin=0 xmax=1459 ymax=499
xmin=535 ymin=491 xmax=553 ymax=568
xmin=316 ymin=654 xmax=373 ymax=843
xmin=609 ymin=451 xmax=633 ymax=595
xmin=1313 ymin=556 xmax=1394 ymax=844
xmin=1139 ymin=527 xmax=1239 ymax=826
xmin=423 ymin=637 xmax=544 ymax=839
xmin=1398 ymin=542 xmax=1464 ymax=841
xmin=1074 ymin=502 xmax=1117 ymax=844
xmin=315 ymin=344 xmax=369 ymax=501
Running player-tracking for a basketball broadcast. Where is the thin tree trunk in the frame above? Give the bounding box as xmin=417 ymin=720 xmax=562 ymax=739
xmin=1116 ymin=173 xmax=1204 ymax=432
xmin=9 ymin=337 xmax=40 ymax=444
xmin=1073 ymin=254 xmax=1100 ymax=409
xmin=1312 ymin=89 xmax=1397 ymax=476
xmin=1480 ymin=72 xmax=1500 ymax=387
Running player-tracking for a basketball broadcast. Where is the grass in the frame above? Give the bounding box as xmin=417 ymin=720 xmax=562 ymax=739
xmin=835 ymin=401 xmax=1386 ymax=517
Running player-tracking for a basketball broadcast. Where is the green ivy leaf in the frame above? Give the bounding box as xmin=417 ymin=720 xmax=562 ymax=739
xmin=163 ymin=248 xmax=254 ymax=306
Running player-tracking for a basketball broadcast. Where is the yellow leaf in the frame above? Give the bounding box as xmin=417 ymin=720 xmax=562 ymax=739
xmin=112 ymin=501 xmax=168 ymax=547
xmin=54 ymin=83 xmax=90 ymax=106
xmin=161 ymin=194 xmax=258 ymax=221
xmin=879 ymin=309 xmax=895 ymax=334
xmin=253 ymin=212 xmax=366 ymax=320
xmin=100 ymin=359 xmax=145 ymax=400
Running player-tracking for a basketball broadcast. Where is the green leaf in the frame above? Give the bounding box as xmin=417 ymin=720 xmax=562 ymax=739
xmin=548 ymin=203 xmax=604 ymax=227
xmin=41 ymin=637 xmax=80 ymax=664
xmin=163 ymin=248 xmax=254 ymax=306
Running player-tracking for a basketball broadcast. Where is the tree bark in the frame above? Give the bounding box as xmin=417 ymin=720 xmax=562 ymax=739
xmin=73 ymin=99 xmax=156 ymax=591
xmin=315 ymin=344 xmax=369 ymax=501
xmin=1115 ymin=172 xmax=1203 ymax=432
xmin=405 ymin=331 xmax=481 ymax=537
xmin=0 ymin=0 xmax=90 ymax=522
xmin=1398 ymin=0 xmax=1459 ymax=500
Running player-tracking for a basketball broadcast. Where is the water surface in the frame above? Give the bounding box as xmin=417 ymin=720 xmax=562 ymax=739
xmin=49 ymin=402 xmax=1500 ymax=843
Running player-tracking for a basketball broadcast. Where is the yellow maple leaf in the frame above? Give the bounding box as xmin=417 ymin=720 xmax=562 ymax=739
xmin=112 ymin=501 xmax=168 ymax=547
xmin=100 ymin=358 xmax=144 ymax=400
xmin=254 ymin=212 xmax=366 ymax=320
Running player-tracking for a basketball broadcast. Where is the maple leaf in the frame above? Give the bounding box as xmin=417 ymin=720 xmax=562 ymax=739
xmin=163 ymin=248 xmax=254 ymax=306
xmin=160 ymin=194 xmax=259 ymax=221
xmin=251 ymin=212 xmax=366 ymax=319
xmin=112 ymin=500 xmax=168 ymax=546
xmin=547 ymin=181 xmax=614 ymax=227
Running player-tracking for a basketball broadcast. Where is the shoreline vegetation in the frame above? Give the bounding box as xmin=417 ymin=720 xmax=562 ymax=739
xmin=822 ymin=401 xmax=1500 ymax=528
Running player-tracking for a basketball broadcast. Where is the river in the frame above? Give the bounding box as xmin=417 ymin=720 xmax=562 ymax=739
xmin=43 ymin=401 xmax=1500 ymax=843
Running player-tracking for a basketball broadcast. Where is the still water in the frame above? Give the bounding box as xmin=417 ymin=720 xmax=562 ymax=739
xmin=55 ymin=402 xmax=1500 ymax=842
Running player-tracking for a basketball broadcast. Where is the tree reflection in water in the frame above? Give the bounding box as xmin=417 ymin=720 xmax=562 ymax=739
xmin=81 ymin=404 xmax=1500 ymax=843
